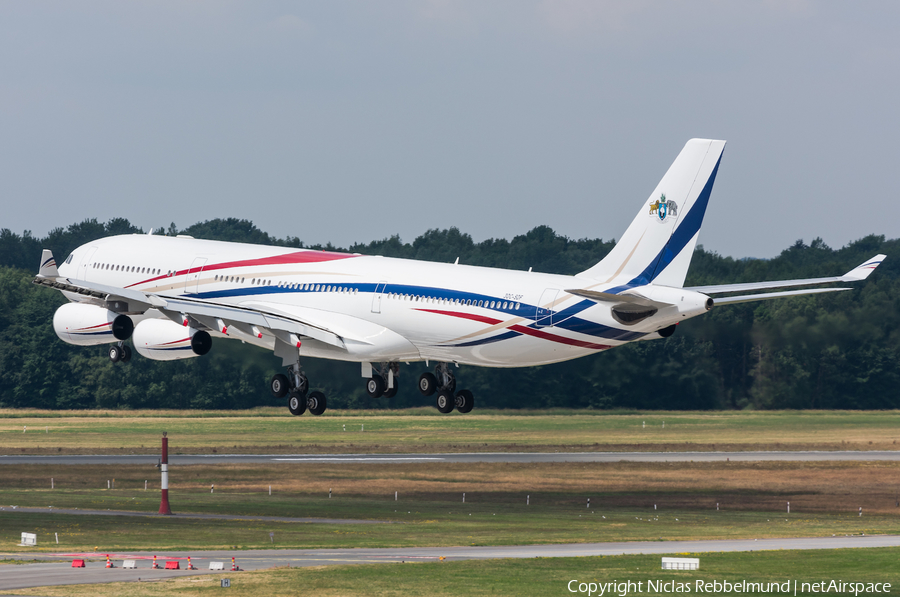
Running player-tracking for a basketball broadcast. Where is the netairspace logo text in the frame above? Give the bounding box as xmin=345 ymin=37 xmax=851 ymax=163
xmin=567 ymin=579 xmax=891 ymax=596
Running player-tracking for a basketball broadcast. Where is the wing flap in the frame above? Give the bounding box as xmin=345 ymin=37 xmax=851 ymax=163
xmin=159 ymin=296 xmax=346 ymax=349
xmin=33 ymin=276 xmax=154 ymax=312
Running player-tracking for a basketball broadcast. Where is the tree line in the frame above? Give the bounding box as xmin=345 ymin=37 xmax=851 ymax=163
xmin=1 ymin=218 xmax=897 ymax=411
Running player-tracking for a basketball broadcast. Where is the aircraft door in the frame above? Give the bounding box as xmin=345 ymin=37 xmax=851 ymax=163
xmin=534 ymin=288 xmax=559 ymax=328
xmin=371 ymin=281 xmax=387 ymax=313
xmin=78 ymin=247 xmax=98 ymax=281
xmin=184 ymin=257 xmax=208 ymax=295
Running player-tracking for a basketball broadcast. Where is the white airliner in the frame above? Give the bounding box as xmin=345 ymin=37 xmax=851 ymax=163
xmin=35 ymin=139 xmax=883 ymax=416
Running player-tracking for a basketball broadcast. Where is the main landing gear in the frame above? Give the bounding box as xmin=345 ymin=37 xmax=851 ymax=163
xmin=272 ymin=361 xmax=326 ymax=416
xmin=418 ymin=363 xmax=474 ymax=414
xmin=108 ymin=342 xmax=131 ymax=363
xmin=365 ymin=362 xmax=400 ymax=399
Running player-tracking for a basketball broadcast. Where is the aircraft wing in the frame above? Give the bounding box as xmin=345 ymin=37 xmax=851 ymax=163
xmin=686 ymin=254 xmax=885 ymax=295
xmin=33 ymin=250 xmax=346 ymax=350
xmin=150 ymin=295 xmax=346 ymax=349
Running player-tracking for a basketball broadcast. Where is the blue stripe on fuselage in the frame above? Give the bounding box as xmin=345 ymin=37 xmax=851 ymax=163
xmin=446 ymin=330 xmax=522 ymax=347
xmin=191 ymin=281 xmax=642 ymax=342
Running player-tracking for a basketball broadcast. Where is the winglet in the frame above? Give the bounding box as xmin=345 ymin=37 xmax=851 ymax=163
xmin=37 ymin=249 xmax=60 ymax=279
xmin=840 ymin=254 xmax=886 ymax=282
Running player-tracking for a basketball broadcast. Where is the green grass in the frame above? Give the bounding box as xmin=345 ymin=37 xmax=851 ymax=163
xmin=3 ymin=409 xmax=900 ymax=453
xmin=2 ymin=498 xmax=895 ymax=553
xmin=13 ymin=548 xmax=900 ymax=596
xmin=2 ymin=458 xmax=899 ymax=552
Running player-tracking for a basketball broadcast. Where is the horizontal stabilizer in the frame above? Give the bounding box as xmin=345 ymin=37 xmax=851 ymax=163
xmin=687 ymin=254 xmax=886 ymax=295
xmin=712 ymin=287 xmax=850 ymax=306
xmin=565 ymin=288 xmax=670 ymax=309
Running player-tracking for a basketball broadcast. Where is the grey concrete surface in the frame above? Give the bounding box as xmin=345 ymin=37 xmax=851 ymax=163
xmin=2 ymin=535 xmax=898 ymax=591
xmin=2 ymin=451 xmax=900 ymax=466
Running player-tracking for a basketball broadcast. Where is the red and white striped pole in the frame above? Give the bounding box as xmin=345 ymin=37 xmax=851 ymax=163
xmin=158 ymin=432 xmax=172 ymax=515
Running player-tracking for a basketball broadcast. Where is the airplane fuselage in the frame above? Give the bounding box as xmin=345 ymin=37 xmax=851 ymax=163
xmin=57 ymin=234 xmax=699 ymax=368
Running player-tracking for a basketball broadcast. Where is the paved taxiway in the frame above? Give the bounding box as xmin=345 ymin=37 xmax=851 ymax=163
xmin=2 ymin=535 xmax=898 ymax=591
xmin=2 ymin=450 xmax=900 ymax=466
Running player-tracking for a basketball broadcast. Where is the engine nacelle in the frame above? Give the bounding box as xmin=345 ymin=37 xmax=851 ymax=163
xmin=132 ymin=318 xmax=212 ymax=361
xmin=53 ymin=303 xmax=134 ymax=346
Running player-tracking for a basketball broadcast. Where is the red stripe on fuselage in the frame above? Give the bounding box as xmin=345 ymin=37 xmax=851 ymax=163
xmin=417 ymin=309 xmax=611 ymax=351
xmin=509 ymin=325 xmax=611 ymax=351
xmin=414 ymin=309 xmax=502 ymax=326
xmin=125 ymin=250 xmax=358 ymax=289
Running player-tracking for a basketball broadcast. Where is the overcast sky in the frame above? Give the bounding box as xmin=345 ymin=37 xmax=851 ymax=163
xmin=1 ymin=1 xmax=898 ymax=258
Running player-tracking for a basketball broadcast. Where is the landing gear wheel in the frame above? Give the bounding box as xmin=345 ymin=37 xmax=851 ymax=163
xmin=119 ymin=345 xmax=132 ymax=363
xmin=418 ymin=372 xmax=437 ymax=396
xmin=288 ymin=392 xmax=307 ymax=416
xmin=108 ymin=344 xmax=122 ymax=363
xmin=385 ymin=379 xmax=399 ymax=398
xmin=366 ymin=375 xmax=385 ymax=398
xmin=455 ymin=389 xmax=474 ymax=414
xmin=307 ymin=391 xmax=327 ymax=416
xmin=271 ymin=374 xmax=290 ymax=398
xmin=435 ymin=389 xmax=455 ymax=414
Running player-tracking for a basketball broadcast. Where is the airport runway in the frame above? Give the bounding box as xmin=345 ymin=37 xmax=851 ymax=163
xmin=1 ymin=535 xmax=898 ymax=591
xmin=1 ymin=450 xmax=899 ymax=465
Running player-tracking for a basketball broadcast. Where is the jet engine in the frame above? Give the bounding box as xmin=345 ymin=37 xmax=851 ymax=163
xmin=53 ymin=303 xmax=134 ymax=346
xmin=132 ymin=318 xmax=212 ymax=361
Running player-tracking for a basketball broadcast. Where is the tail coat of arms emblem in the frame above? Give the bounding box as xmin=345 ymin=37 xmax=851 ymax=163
xmin=649 ymin=193 xmax=678 ymax=221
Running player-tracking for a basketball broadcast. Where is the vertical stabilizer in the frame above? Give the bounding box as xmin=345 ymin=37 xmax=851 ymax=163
xmin=579 ymin=139 xmax=726 ymax=288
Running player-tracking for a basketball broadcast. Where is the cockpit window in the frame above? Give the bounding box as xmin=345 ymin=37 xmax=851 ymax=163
xmin=64 ymin=254 xmax=74 ymax=264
